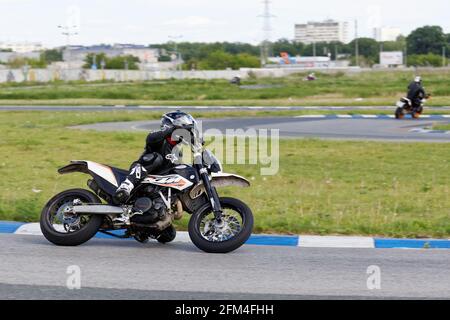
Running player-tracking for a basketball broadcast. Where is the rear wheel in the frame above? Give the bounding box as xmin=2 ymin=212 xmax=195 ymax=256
xmin=40 ymin=189 xmax=103 ymax=246
xmin=188 ymin=197 xmax=253 ymax=253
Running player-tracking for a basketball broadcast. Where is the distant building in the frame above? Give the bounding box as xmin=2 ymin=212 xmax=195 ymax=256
xmin=268 ymin=55 xmax=331 ymax=68
xmin=0 ymin=42 xmax=43 ymax=53
xmin=373 ymin=27 xmax=401 ymax=42
xmin=62 ymin=44 xmax=160 ymax=65
xmin=0 ymin=51 xmax=41 ymax=63
xmin=294 ymin=20 xmax=350 ymax=44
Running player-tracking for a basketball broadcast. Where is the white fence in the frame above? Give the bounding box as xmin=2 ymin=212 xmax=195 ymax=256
xmin=0 ymin=68 xmax=249 ymax=83
xmin=0 ymin=66 xmax=368 ymax=83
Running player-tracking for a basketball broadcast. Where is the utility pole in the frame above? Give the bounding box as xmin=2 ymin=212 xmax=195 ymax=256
xmin=443 ymin=46 xmax=447 ymax=67
xmin=313 ymin=41 xmax=316 ymax=57
xmin=404 ymin=40 xmax=408 ymax=67
xmin=258 ymin=0 xmax=275 ymax=67
xmin=354 ymin=20 xmax=359 ymax=67
xmin=58 ymin=24 xmax=78 ymax=70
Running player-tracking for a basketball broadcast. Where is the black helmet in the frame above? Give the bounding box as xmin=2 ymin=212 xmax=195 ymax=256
xmin=161 ymin=110 xmax=196 ymax=130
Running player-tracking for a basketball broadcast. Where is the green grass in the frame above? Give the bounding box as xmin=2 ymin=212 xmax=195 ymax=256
xmin=433 ymin=123 xmax=450 ymax=130
xmin=0 ymin=111 xmax=449 ymax=238
xmin=1 ymin=69 xmax=450 ymax=106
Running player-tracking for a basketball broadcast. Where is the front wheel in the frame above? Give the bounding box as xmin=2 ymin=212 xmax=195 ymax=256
xmin=395 ymin=107 xmax=405 ymax=119
xmin=412 ymin=106 xmax=423 ymax=119
xmin=188 ymin=197 xmax=253 ymax=253
xmin=40 ymin=189 xmax=103 ymax=246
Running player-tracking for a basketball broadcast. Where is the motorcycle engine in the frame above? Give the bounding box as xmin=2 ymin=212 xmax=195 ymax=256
xmin=131 ymin=196 xmax=167 ymax=224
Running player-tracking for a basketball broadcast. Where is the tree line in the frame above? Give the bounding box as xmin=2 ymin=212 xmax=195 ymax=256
xmin=1 ymin=25 xmax=448 ymax=70
xmin=153 ymin=25 xmax=450 ymax=69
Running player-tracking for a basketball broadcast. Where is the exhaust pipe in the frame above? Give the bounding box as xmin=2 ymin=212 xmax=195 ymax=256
xmin=73 ymin=205 xmax=124 ymax=215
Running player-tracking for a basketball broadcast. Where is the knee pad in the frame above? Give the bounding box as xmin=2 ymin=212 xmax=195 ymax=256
xmin=142 ymin=153 xmax=163 ymax=172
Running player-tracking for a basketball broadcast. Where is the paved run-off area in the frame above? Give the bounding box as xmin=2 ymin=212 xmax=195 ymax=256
xmin=0 ymin=233 xmax=449 ymax=299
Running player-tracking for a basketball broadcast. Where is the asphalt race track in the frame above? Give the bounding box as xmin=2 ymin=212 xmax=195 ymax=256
xmin=73 ymin=115 xmax=450 ymax=142
xmin=0 ymin=234 xmax=449 ymax=299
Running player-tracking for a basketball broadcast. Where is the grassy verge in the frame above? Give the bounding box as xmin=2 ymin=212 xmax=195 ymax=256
xmin=0 ymin=111 xmax=449 ymax=238
xmin=433 ymin=123 xmax=450 ymax=131
xmin=1 ymin=70 xmax=450 ymax=106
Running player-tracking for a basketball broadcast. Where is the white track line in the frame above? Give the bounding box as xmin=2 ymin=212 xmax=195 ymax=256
xmin=14 ymin=223 xmax=42 ymax=235
xmin=298 ymin=236 xmax=375 ymax=248
xmin=336 ymin=115 xmax=353 ymax=118
xmin=360 ymin=115 xmax=378 ymax=118
xmin=295 ymin=115 xmax=326 ymax=118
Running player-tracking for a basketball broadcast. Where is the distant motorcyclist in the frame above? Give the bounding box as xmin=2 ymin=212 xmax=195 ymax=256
xmin=230 ymin=75 xmax=241 ymax=85
xmin=407 ymin=76 xmax=426 ymax=111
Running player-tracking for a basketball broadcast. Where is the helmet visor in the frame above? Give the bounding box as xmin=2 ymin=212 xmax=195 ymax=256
xmin=170 ymin=114 xmax=196 ymax=127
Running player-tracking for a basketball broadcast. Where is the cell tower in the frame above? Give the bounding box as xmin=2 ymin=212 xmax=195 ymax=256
xmin=258 ymin=0 xmax=275 ymax=67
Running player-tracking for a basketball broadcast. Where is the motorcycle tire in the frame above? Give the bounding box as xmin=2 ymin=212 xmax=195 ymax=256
xmin=188 ymin=197 xmax=253 ymax=254
xmin=40 ymin=189 xmax=103 ymax=246
xmin=395 ymin=107 xmax=405 ymax=119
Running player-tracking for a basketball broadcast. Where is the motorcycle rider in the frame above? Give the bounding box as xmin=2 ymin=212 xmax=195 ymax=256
xmin=113 ymin=111 xmax=194 ymax=204
xmin=407 ymin=76 xmax=427 ymax=112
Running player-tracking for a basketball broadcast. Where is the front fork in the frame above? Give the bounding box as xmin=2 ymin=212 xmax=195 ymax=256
xmin=197 ymin=165 xmax=223 ymax=221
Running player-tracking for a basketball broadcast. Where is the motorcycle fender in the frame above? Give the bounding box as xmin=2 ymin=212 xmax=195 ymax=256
xmin=58 ymin=160 xmax=119 ymax=187
xmin=189 ymin=173 xmax=250 ymax=199
xmin=58 ymin=161 xmax=90 ymax=175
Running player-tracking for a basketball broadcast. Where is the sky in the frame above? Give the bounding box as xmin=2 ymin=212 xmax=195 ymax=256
xmin=0 ymin=0 xmax=448 ymax=48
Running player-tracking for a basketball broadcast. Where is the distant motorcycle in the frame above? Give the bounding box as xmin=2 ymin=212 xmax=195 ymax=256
xmin=40 ymin=120 xmax=254 ymax=253
xmin=230 ymin=76 xmax=241 ymax=85
xmin=304 ymin=73 xmax=316 ymax=81
xmin=395 ymin=94 xmax=431 ymax=119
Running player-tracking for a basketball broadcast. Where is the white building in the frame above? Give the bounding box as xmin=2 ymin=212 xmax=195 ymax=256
xmin=373 ymin=27 xmax=401 ymax=42
xmin=0 ymin=42 xmax=43 ymax=53
xmin=294 ymin=20 xmax=350 ymax=44
xmin=62 ymin=44 xmax=159 ymax=66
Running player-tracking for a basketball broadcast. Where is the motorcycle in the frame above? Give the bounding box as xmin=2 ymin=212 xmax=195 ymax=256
xmin=395 ymin=94 xmax=431 ymax=119
xmin=40 ymin=122 xmax=254 ymax=253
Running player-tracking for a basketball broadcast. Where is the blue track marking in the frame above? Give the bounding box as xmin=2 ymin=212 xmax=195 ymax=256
xmin=95 ymin=230 xmax=128 ymax=239
xmin=0 ymin=221 xmax=24 ymax=234
xmin=246 ymin=235 xmax=299 ymax=247
xmin=375 ymin=238 xmax=450 ymax=249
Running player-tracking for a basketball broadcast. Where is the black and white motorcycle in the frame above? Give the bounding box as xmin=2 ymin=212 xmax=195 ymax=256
xmin=40 ymin=121 xmax=254 ymax=253
xmin=395 ymin=94 xmax=431 ymax=119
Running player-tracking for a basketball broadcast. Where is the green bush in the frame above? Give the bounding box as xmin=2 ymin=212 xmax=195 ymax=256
xmin=83 ymin=53 xmax=140 ymax=70
xmin=407 ymin=54 xmax=443 ymax=67
xmin=194 ymin=51 xmax=260 ymax=70
xmin=7 ymin=57 xmax=47 ymax=69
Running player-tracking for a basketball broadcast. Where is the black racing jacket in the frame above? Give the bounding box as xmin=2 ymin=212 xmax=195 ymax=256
xmin=135 ymin=126 xmax=180 ymax=171
xmin=407 ymin=82 xmax=426 ymax=103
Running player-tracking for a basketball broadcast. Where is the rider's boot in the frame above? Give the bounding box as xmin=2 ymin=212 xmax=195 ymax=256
xmin=114 ymin=164 xmax=147 ymax=204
